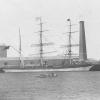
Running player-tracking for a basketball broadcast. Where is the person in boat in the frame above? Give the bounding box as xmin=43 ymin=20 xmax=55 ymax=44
xmin=49 ymin=73 xmax=57 ymax=77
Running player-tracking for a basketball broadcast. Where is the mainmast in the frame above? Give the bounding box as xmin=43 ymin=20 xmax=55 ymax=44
xmin=39 ymin=18 xmax=44 ymax=67
xmin=35 ymin=17 xmax=45 ymax=68
xmin=32 ymin=17 xmax=55 ymax=68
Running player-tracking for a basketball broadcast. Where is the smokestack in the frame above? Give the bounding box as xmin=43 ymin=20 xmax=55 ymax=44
xmin=79 ymin=21 xmax=87 ymax=61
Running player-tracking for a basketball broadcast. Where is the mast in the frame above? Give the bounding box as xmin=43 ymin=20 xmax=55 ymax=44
xmin=35 ymin=17 xmax=44 ymax=67
xmin=19 ymin=28 xmax=24 ymax=68
xmin=39 ymin=18 xmax=44 ymax=67
xmin=67 ymin=18 xmax=72 ymax=64
xmin=31 ymin=17 xmax=55 ymax=68
xmin=66 ymin=18 xmax=79 ymax=65
xmin=19 ymin=28 xmax=21 ymax=60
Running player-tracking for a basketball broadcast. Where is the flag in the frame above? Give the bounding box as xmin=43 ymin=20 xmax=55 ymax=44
xmin=67 ymin=18 xmax=70 ymax=21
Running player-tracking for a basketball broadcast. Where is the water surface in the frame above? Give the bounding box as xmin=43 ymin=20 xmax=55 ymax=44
xmin=0 ymin=71 xmax=100 ymax=100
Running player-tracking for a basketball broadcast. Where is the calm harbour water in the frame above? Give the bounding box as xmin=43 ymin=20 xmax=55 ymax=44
xmin=0 ymin=71 xmax=100 ymax=100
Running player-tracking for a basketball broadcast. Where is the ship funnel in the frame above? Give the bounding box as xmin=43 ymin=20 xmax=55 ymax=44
xmin=79 ymin=21 xmax=87 ymax=61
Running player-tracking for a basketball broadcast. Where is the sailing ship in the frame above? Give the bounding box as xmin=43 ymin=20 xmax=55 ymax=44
xmin=2 ymin=17 xmax=93 ymax=73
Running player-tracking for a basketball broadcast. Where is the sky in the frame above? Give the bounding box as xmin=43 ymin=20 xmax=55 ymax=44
xmin=0 ymin=0 xmax=100 ymax=60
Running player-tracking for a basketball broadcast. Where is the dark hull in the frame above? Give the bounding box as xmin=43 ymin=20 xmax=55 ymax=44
xmin=89 ymin=64 xmax=100 ymax=71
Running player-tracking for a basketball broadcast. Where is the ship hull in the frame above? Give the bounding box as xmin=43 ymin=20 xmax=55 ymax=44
xmin=3 ymin=66 xmax=92 ymax=72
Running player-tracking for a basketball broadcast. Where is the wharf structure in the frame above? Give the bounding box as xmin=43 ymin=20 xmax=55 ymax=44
xmin=0 ymin=45 xmax=9 ymax=58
